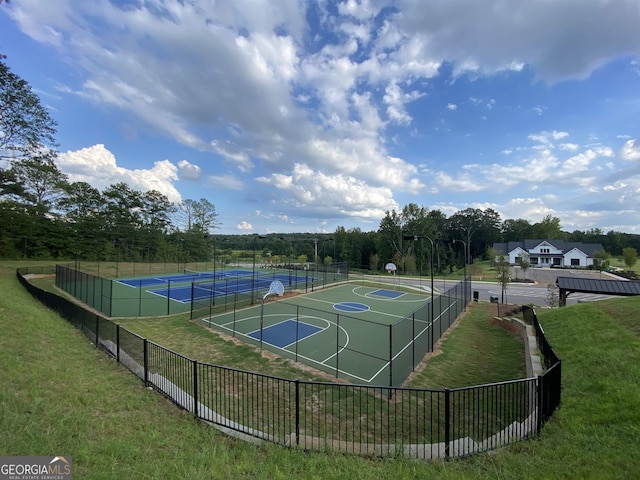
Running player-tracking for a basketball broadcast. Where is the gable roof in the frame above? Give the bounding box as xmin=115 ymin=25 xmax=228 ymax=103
xmin=493 ymin=240 xmax=604 ymax=256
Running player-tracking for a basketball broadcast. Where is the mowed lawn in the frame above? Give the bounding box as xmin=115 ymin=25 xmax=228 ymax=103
xmin=3 ymin=261 xmax=640 ymax=479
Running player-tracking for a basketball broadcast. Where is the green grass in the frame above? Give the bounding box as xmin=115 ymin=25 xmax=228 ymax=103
xmin=411 ymin=303 xmax=525 ymax=388
xmin=4 ymin=260 xmax=640 ymax=478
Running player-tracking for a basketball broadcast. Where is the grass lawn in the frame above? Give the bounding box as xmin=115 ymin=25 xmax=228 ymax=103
xmin=3 ymin=260 xmax=640 ymax=479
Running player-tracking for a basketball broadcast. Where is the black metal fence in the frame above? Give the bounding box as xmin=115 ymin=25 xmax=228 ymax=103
xmin=189 ymin=261 xmax=349 ymax=319
xmin=54 ymin=261 xmax=349 ymax=318
xmin=16 ymin=266 xmax=561 ymax=460
xmin=523 ymin=305 xmax=562 ymax=426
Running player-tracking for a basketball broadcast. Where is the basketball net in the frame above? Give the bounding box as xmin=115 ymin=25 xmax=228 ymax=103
xmin=259 ymin=280 xmax=285 ymax=348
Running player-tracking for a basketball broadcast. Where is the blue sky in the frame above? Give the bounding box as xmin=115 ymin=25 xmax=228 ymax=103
xmin=1 ymin=0 xmax=640 ymax=235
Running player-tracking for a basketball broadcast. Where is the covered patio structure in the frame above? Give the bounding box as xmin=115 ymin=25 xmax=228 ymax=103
xmin=555 ymin=276 xmax=640 ymax=307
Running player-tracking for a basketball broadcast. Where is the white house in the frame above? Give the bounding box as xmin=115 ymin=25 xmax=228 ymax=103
xmin=492 ymin=240 xmax=605 ymax=268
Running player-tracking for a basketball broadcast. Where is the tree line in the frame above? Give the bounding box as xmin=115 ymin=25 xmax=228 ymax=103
xmin=2 ymin=52 xmax=639 ymax=273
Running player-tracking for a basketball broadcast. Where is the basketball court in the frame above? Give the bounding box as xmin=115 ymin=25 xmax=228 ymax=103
xmin=199 ymin=282 xmax=463 ymax=386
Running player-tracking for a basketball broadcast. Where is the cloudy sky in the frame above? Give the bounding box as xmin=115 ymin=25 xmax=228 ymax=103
xmin=2 ymin=0 xmax=640 ymax=234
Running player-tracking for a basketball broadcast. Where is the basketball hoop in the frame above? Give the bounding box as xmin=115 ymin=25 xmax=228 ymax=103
xmin=259 ymin=280 xmax=285 ymax=348
xmin=385 ymin=263 xmax=397 ymax=274
xmin=264 ymin=280 xmax=285 ymax=299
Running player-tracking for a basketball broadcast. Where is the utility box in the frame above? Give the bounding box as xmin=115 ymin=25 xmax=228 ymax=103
xmin=490 ymin=295 xmax=499 ymax=303
xmin=473 ymin=291 xmax=479 ymax=301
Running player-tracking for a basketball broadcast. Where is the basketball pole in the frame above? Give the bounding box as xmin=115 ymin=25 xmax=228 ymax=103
xmin=259 ymin=280 xmax=285 ymax=349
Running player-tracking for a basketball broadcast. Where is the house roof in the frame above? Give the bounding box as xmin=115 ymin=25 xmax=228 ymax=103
xmin=493 ymin=240 xmax=604 ymax=256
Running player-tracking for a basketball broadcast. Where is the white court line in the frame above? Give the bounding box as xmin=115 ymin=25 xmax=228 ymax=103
xmin=205 ymin=313 xmax=377 ymax=382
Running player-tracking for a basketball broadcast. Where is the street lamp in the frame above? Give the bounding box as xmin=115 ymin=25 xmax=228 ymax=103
xmin=453 ymin=239 xmax=468 ymax=309
xmin=404 ymin=234 xmax=435 ymax=350
xmin=252 ymin=234 xmax=267 ymax=303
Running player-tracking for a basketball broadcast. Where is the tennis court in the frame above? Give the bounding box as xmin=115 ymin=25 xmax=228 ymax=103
xmin=199 ymin=282 xmax=465 ymax=386
xmin=116 ymin=269 xmax=312 ymax=303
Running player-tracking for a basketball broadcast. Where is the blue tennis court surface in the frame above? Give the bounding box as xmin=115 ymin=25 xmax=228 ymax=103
xmin=370 ymin=289 xmax=404 ymax=299
xmin=117 ymin=269 xmax=250 ymax=288
xmin=248 ymin=319 xmax=323 ymax=348
xmin=116 ymin=269 xmax=314 ymax=304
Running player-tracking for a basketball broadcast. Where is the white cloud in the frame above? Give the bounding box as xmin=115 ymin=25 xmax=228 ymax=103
xmin=256 ymin=163 xmax=398 ymax=220
xmin=395 ymin=0 xmax=640 ymax=83
xmin=206 ymin=174 xmax=246 ymax=190
xmin=236 ymin=220 xmax=254 ymax=231
xmin=620 ymin=139 xmax=640 ymax=161
xmin=178 ymin=160 xmax=201 ymax=180
xmin=558 ymin=143 xmax=580 ymax=151
xmin=56 ymin=144 xmax=182 ymax=203
xmin=528 ymin=130 xmax=569 ymax=145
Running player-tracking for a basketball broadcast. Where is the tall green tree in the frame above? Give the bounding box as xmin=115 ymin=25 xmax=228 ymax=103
xmin=531 ymin=215 xmax=563 ymax=239
xmin=5 ymin=154 xmax=69 ymax=212
xmin=501 ymin=218 xmax=533 ymax=242
xmin=191 ymin=198 xmax=220 ymax=234
xmin=448 ymin=208 xmax=502 ymax=261
xmin=377 ymin=209 xmax=405 ymax=268
xmin=622 ymin=247 xmax=637 ymax=273
xmin=592 ymin=250 xmax=609 ymax=276
xmin=0 ymin=54 xmax=57 ymax=162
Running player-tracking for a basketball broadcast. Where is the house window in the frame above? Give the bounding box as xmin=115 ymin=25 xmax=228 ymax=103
xmin=571 ymin=258 xmax=580 ymax=266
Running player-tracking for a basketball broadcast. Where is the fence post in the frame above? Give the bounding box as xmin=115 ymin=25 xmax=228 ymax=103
xmin=295 ymin=380 xmax=300 ymax=446
xmin=412 ymin=312 xmax=416 ymax=369
xmin=295 ymin=305 xmax=299 ymax=363
xmin=389 ymin=324 xmax=393 ymax=387
xmin=116 ymin=324 xmax=120 ymax=363
xmin=537 ymin=375 xmax=543 ymax=433
xmin=193 ymin=359 xmax=199 ymax=419
xmin=335 ymin=314 xmax=340 ymax=378
xmin=444 ymin=388 xmax=451 ymax=459
xmin=167 ymin=279 xmax=171 ymax=315
xmin=143 ymin=339 xmax=149 ymax=386
xmin=95 ymin=314 xmax=99 ymax=347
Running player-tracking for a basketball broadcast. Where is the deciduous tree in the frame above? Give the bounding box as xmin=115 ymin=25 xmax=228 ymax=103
xmin=622 ymin=247 xmax=637 ymax=273
xmin=0 ymin=54 xmax=57 ymax=162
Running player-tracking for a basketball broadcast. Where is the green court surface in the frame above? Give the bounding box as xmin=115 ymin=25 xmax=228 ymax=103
xmin=199 ymin=283 xmax=462 ymax=386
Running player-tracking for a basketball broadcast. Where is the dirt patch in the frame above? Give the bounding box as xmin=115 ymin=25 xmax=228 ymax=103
xmin=490 ymin=316 xmax=522 ymax=337
xmin=485 ymin=303 xmax=523 ymax=318
xmin=23 ymin=274 xmax=55 ymax=280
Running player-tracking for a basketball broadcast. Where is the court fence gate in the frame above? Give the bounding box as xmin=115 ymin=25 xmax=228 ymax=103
xmin=17 ymin=266 xmax=561 ymax=461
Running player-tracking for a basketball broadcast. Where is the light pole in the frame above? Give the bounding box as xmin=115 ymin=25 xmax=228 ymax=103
xmin=205 ymin=234 xmax=218 ymax=306
xmin=404 ymin=235 xmax=435 ymax=350
xmin=252 ymin=234 xmax=266 ymax=303
xmin=321 ymin=238 xmax=334 ymax=286
xmin=279 ymin=236 xmax=293 ymax=287
xmin=220 ymin=238 xmax=228 ymax=272
xmin=453 ymin=239 xmax=468 ymax=309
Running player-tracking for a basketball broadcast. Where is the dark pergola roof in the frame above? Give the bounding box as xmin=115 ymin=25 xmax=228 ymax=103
xmin=555 ymin=276 xmax=640 ymax=306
